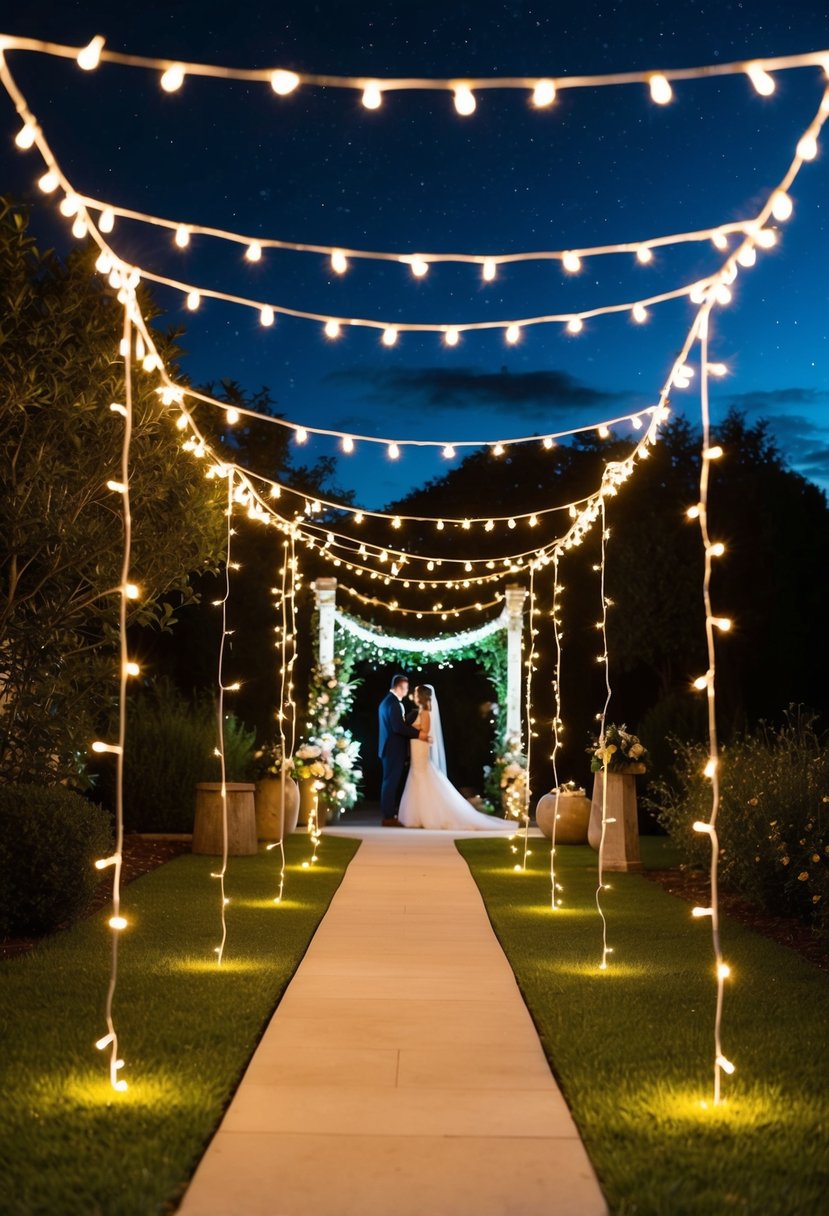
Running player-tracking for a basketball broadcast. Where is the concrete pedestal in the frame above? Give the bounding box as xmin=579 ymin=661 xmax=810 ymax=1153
xmin=587 ymin=771 xmax=642 ymax=872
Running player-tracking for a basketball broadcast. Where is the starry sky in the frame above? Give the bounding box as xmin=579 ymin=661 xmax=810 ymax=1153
xmin=1 ymin=0 xmax=827 ymax=508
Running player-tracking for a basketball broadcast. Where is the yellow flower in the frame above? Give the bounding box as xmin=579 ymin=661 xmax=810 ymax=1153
xmin=797 ymin=871 xmax=809 ymax=882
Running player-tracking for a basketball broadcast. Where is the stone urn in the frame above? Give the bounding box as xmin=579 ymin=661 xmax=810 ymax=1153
xmin=587 ymin=767 xmax=645 ymax=872
xmin=535 ymin=788 xmax=591 ymax=843
xmin=254 ymin=775 xmax=300 ymax=839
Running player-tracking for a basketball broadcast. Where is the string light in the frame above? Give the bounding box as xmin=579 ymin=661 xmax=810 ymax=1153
xmin=361 ymin=81 xmax=382 ymax=109
xmin=76 ymin=34 xmax=105 ymax=71
xmin=213 ymin=471 xmax=235 ymax=967
xmin=482 ymin=258 xmax=497 ymax=281
xmin=532 ymin=78 xmax=556 ymax=107
xmin=771 ymin=190 xmax=793 ymax=221
xmin=37 ymin=168 xmax=58 ymax=191
xmin=548 ymin=554 xmax=564 ymax=909
xmin=330 ymin=250 xmax=348 ymax=274
xmin=324 ymin=319 xmax=341 ymax=338
xmin=649 ymin=73 xmax=673 ymax=104
xmin=160 ymin=64 xmax=185 ymax=93
xmin=246 ymin=240 xmax=263 ymax=262
xmin=595 ymin=498 xmax=614 ymax=970
xmin=746 ymin=62 xmax=776 ymax=96
xmin=259 ymin=305 xmax=274 ymax=327
xmin=382 ymin=327 xmax=398 ymax=346
xmin=562 ymin=251 xmax=581 ymax=273
xmin=505 ymin=324 xmax=521 ymax=344
xmin=14 ymin=120 xmax=37 ymax=148
xmin=453 ymin=84 xmax=476 ymax=115
xmin=270 ymin=68 xmax=299 ymax=95
xmin=175 ymin=224 xmax=190 ymax=248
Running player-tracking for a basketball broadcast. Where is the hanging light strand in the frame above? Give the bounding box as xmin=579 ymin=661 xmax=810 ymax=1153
xmin=520 ymin=565 xmax=536 ymax=870
xmin=213 ymin=470 xmax=235 ymax=966
xmin=265 ymin=535 xmax=291 ymax=905
xmin=595 ymin=497 xmax=614 ymax=971
xmin=549 ymin=554 xmax=563 ymax=910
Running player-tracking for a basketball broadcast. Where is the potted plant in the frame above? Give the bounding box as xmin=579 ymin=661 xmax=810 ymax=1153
xmin=535 ymin=781 xmax=591 ymax=843
xmin=586 ymin=724 xmax=649 ymax=870
xmin=252 ymin=740 xmax=300 ymax=839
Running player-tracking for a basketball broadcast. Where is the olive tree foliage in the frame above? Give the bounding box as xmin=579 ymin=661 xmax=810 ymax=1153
xmin=0 ymin=200 xmax=226 ymax=785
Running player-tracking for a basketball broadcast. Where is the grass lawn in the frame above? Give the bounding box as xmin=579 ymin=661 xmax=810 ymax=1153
xmin=0 ymin=834 xmax=359 ymax=1216
xmin=457 ymin=835 xmax=829 ymax=1216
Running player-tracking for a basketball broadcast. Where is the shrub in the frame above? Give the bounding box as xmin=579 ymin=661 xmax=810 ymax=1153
xmin=94 ymin=680 xmax=256 ymax=833
xmin=648 ymin=708 xmax=829 ymax=937
xmin=0 ymin=784 xmax=112 ymax=937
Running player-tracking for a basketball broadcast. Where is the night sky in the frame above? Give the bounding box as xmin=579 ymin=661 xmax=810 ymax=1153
xmin=1 ymin=0 xmax=827 ymax=508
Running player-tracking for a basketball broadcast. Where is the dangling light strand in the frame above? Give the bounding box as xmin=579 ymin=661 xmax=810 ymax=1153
xmin=595 ymin=498 xmax=614 ymax=971
xmin=213 ymin=471 xmax=235 ymax=966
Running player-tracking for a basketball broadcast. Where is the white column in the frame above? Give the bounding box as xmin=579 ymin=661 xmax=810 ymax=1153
xmin=505 ymin=584 xmax=528 ymax=742
xmin=313 ymin=578 xmax=337 ymax=676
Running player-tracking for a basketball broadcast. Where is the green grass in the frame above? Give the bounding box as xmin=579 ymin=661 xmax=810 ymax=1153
xmin=457 ymin=836 xmax=829 ymax=1216
xmin=0 ymin=835 xmax=359 ymax=1216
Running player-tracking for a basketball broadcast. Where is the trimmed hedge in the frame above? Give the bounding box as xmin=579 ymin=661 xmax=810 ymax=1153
xmin=0 ymin=784 xmax=111 ymax=937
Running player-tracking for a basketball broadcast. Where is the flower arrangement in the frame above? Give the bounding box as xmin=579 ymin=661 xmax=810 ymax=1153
xmin=484 ymin=733 xmax=528 ymax=821
xmin=589 ymin=723 xmax=649 ymax=774
xmin=293 ymin=729 xmax=362 ymax=812
xmin=251 ymin=738 xmax=289 ymax=781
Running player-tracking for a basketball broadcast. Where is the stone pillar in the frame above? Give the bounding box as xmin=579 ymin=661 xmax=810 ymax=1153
xmin=505 ymin=584 xmax=528 ymax=741
xmin=313 ymin=578 xmax=337 ymax=676
xmin=587 ymin=771 xmax=643 ymax=872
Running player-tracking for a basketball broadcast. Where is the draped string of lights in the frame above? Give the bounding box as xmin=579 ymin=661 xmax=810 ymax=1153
xmin=91 ymin=295 xmax=138 ymax=1094
xmin=594 ymin=498 xmax=614 ymax=972
xmin=337 ymin=583 xmax=505 ymax=619
xmin=519 ymin=565 xmax=537 ymax=871
xmin=548 ymin=554 xmax=564 ymax=911
xmin=689 ymin=304 xmax=735 ymax=1105
xmin=3 ymin=32 xmax=826 ymax=112
xmin=334 ymin=607 xmax=507 ymax=655
xmin=264 ymin=535 xmax=292 ymax=905
xmin=212 ymin=471 xmax=236 ymax=967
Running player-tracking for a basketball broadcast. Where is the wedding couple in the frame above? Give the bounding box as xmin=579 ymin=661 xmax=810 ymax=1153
xmin=378 ymin=674 xmax=513 ymax=831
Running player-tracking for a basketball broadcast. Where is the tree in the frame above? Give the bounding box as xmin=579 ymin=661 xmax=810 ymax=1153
xmin=0 ymin=199 xmax=226 ymax=784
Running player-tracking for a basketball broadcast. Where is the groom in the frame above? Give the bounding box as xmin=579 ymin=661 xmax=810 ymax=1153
xmin=378 ymin=674 xmax=430 ymax=827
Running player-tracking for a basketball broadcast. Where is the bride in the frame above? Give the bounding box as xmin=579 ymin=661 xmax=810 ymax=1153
xmin=399 ymin=684 xmax=515 ymax=831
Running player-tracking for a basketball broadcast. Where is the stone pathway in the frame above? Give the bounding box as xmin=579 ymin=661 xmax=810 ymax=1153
xmin=179 ymin=829 xmax=607 ymax=1216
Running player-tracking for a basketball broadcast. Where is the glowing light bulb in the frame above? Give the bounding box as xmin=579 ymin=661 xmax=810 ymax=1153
xmin=746 ymin=63 xmax=775 ymax=95
xmin=125 ymin=583 xmax=140 ymax=599
xmin=444 ymin=328 xmax=459 ymax=347
xmin=632 ymin=303 xmax=648 ymax=323
xmin=704 ymin=759 xmax=717 ymax=779
xmin=529 ymin=515 xmax=538 ymax=527
xmin=388 ymin=443 xmax=400 ymax=460
xmin=508 ymin=518 xmax=516 ymax=529
xmin=736 ymin=245 xmax=756 ymax=267
xmin=598 ymin=425 xmax=610 ymax=439
xmin=755 ymin=228 xmax=777 ymax=248
xmin=562 ymin=251 xmax=581 ymax=273
xmin=692 ymin=906 xmax=713 ymax=917
xmin=95 ymin=251 xmax=113 ymax=274
xmin=160 ymin=64 xmax=185 ymax=93
xmin=707 ymin=362 xmax=728 ymax=376
xmin=77 ymin=35 xmax=105 ymax=70
xmin=108 ymin=915 xmax=128 ymax=930
xmin=566 ymin=318 xmax=583 ymax=334
xmin=453 ymin=84 xmax=476 ymax=115
xmin=186 ymin=291 xmax=201 ymax=310
xmin=715 ymin=284 xmax=732 ymax=305
xmin=710 ymin=542 xmax=725 ymax=557
xmin=246 ymin=241 xmax=262 ymax=262
xmin=505 ymin=324 xmax=521 ymax=344
xmin=687 ymin=504 xmax=701 ymax=520
xmin=543 ymin=436 xmax=555 ymax=450
xmin=436 ymin=519 xmax=445 ymax=530
xmin=533 ymin=78 xmax=556 ymax=107
xmin=225 ymin=408 xmax=239 ymax=425
xmin=693 ymin=820 xmax=715 ymax=834
xmin=14 ymin=122 xmax=37 ymax=150
xmin=362 ymin=81 xmax=383 ymax=109
xmin=260 ymin=305 xmax=275 ymax=327
xmin=107 ymin=479 xmax=127 ymax=494
xmin=174 ymin=224 xmax=190 ymax=248
xmin=382 ymin=327 xmax=398 ymax=346
xmin=271 ymin=69 xmax=299 ymax=95
xmin=636 ymin=245 xmax=653 ymax=264
xmin=631 ymin=415 xmax=643 ymax=430
xmin=99 ymin=207 xmax=115 ymax=233
xmin=295 ymin=427 xmax=308 ymax=444
xmin=392 ymin=516 xmax=402 ymax=529
xmin=717 ymin=962 xmax=731 ymax=979
xmin=38 ymin=170 xmax=59 ymax=193
xmin=342 ymin=435 xmax=354 ymax=453
xmin=324 ymin=319 xmax=342 ymax=339
xmin=492 ymin=442 xmax=505 ymax=456
xmin=703 ymin=445 xmax=723 ymax=460
xmin=797 ymin=134 xmax=818 ymax=161
xmin=72 ymin=216 xmax=88 ymax=239
xmin=712 ymin=617 xmax=732 ymax=632
xmin=712 ymin=231 xmax=729 ymax=251
xmin=408 ymin=255 xmax=429 ymax=277
xmin=649 ymin=74 xmax=673 ymax=105
xmin=482 ymin=259 xmax=497 ymax=282
xmin=125 ymin=661 xmax=140 ymax=676
xmin=689 ymin=284 xmax=707 ymax=304
xmin=330 ymin=250 xmax=348 ymax=274
xmin=771 ymin=190 xmax=793 ymax=221
xmin=716 ymin=1054 xmax=735 ymax=1075
xmin=59 ymin=194 xmax=80 ymax=218
xmin=442 ymin=445 xmax=456 ymax=459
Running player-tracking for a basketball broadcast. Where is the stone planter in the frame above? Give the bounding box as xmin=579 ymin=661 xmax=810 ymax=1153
xmin=587 ymin=770 xmax=643 ymax=872
xmin=254 ymin=775 xmax=300 ymax=839
xmin=192 ymin=782 xmax=257 ymax=856
xmin=535 ymin=789 xmax=591 ymax=843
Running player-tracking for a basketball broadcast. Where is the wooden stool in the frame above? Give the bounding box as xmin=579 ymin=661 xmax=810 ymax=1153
xmin=192 ymin=782 xmax=257 ymax=855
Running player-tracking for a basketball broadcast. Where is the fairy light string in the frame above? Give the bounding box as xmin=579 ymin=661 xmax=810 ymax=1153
xmin=519 ymin=564 xmax=537 ymax=870
xmin=548 ymin=553 xmax=563 ymax=910
xmin=693 ymin=301 xmax=734 ymax=1103
xmin=92 ymin=296 xmax=136 ymax=1093
xmin=212 ymin=470 xmax=235 ymax=967
xmin=264 ymin=535 xmax=291 ymax=904
xmin=594 ymin=497 xmax=614 ymax=971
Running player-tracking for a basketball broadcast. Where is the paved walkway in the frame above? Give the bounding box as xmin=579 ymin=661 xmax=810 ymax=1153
xmin=179 ymin=829 xmax=607 ymax=1216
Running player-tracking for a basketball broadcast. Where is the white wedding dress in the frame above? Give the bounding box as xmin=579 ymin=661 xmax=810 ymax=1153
xmin=398 ymin=688 xmax=514 ymax=832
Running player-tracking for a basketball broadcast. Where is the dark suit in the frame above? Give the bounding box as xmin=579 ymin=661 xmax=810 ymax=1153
xmin=378 ymin=692 xmax=420 ymax=819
